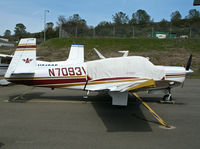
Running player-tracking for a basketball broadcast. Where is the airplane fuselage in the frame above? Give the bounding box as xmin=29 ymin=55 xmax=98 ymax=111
xmin=6 ymin=59 xmax=187 ymax=92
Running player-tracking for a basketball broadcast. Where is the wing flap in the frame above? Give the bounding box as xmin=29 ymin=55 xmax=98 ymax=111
xmin=0 ymin=54 xmax=13 ymax=58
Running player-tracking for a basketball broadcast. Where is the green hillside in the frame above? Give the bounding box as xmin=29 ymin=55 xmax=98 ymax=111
xmin=40 ymin=37 xmax=200 ymax=52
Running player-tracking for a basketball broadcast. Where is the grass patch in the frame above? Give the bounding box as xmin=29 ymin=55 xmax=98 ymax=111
xmin=39 ymin=37 xmax=200 ymax=52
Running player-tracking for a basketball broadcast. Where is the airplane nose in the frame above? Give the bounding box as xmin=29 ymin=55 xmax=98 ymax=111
xmin=186 ymin=69 xmax=194 ymax=74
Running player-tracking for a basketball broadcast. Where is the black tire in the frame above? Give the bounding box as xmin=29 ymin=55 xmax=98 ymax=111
xmin=163 ymin=94 xmax=172 ymax=101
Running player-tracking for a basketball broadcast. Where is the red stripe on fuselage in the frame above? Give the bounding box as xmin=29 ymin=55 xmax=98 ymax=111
xmin=8 ymin=77 xmax=140 ymax=86
xmin=33 ymin=78 xmax=86 ymax=85
xmin=8 ymin=78 xmax=86 ymax=86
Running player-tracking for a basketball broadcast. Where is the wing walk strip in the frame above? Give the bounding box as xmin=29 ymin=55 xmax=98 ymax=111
xmin=133 ymin=93 xmax=169 ymax=128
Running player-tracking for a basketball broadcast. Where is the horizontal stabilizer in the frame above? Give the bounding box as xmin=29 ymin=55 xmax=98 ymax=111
xmin=0 ymin=54 xmax=13 ymax=58
xmin=93 ymin=48 xmax=105 ymax=59
xmin=118 ymin=51 xmax=129 ymax=57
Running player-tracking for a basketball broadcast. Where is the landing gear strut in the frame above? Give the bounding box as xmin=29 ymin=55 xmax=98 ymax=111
xmin=160 ymin=87 xmax=175 ymax=104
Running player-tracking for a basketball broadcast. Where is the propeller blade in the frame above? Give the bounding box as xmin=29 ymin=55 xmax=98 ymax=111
xmin=186 ymin=54 xmax=192 ymax=71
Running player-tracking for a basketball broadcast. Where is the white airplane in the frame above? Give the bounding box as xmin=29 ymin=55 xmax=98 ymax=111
xmin=0 ymin=54 xmax=12 ymax=85
xmin=0 ymin=54 xmax=12 ymax=75
xmin=4 ymin=38 xmax=193 ymax=106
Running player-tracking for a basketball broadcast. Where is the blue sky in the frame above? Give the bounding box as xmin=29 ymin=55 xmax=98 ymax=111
xmin=0 ymin=0 xmax=196 ymax=35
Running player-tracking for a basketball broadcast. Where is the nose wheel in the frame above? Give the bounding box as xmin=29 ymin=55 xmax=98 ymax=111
xmin=160 ymin=88 xmax=175 ymax=104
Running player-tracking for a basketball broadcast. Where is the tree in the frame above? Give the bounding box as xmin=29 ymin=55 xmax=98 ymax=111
xmin=45 ymin=22 xmax=57 ymax=39
xmin=4 ymin=30 xmax=11 ymax=37
xmin=68 ymin=14 xmax=86 ymax=25
xmin=159 ymin=19 xmax=168 ymax=26
xmin=14 ymin=23 xmax=27 ymax=38
xmin=96 ymin=21 xmax=114 ymax=36
xmin=157 ymin=19 xmax=170 ymax=32
xmin=186 ymin=9 xmax=200 ymax=19
xmin=58 ymin=14 xmax=88 ymax=37
xmin=129 ymin=13 xmax=137 ymax=25
xmin=46 ymin=22 xmax=54 ymax=29
xmin=132 ymin=9 xmax=150 ymax=24
xmin=112 ymin=11 xmax=129 ymax=24
xmin=57 ymin=15 xmax=67 ymax=25
xmin=171 ymin=11 xmax=182 ymax=22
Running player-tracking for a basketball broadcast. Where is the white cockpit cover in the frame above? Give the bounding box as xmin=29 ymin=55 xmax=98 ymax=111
xmin=86 ymin=56 xmax=165 ymax=80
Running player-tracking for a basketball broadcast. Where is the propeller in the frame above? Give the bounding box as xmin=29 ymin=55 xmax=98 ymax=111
xmin=186 ymin=54 xmax=192 ymax=71
xmin=182 ymin=54 xmax=193 ymax=88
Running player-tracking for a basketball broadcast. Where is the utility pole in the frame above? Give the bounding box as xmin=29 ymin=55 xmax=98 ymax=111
xmin=59 ymin=23 xmax=62 ymax=38
xmin=193 ymin=0 xmax=199 ymax=38
xmin=169 ymin=24 xmax=172 ymax=38
xmin=113 ymin=26 xmax=115 ymax=37
xmin=152 ymin=27 xmax=154 ymax=37
xmin=44 ymin=10 xmax=49 ymax=42
xmin=132 ymin=26 xmax=135 ymax=38
xmin=93 ymin=27 xmax=95 ymax=37
xmin=75 ymin=26 xmax=78 ymax=38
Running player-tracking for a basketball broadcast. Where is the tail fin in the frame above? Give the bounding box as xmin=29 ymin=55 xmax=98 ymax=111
xmin=66 ymin=43 xmax=84 ymax=63
xmin=5 ymin=38 xmax=36 ymax=78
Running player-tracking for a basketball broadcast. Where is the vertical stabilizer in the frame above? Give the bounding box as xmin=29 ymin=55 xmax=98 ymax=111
xmin=5 ymin=38 xmax=36 ymax=78
xmin=67 ymin=43 xmax=84 ymax=63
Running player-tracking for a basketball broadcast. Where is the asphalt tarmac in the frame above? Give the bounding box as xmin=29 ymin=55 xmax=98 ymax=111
xmin=0 ymin=79 xmax=200 ymax=149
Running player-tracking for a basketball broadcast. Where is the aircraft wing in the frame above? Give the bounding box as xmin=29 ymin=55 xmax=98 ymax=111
xmin=86 ymin=79 xmax=156 ymax=92
xmin=0 ymin=54 xmax=13 ymax=58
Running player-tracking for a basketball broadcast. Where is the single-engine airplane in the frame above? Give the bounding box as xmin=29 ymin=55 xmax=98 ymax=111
xmin=0 ymin=54 xmax=12 ymax=76
xmin=5 ymin=38 xmax=193 ymax=106
xmin=0 ymin=54 xmax=12 ymax=85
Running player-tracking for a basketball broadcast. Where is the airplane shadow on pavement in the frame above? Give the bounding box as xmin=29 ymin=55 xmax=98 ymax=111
xmin=8 ymin=91 xmax=163 ymax=132
xmin=9 ymin=92 xmax=85 ymax=102
xmin=0 ymin=142 xmax=4 ymax=148
xmin=90 ymin=94 xmax=155 ymax=132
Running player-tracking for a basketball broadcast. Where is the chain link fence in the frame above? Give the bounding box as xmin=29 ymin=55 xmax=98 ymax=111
xmin=59 ymin=25 xmax=200 ymax=38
